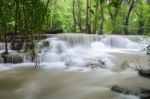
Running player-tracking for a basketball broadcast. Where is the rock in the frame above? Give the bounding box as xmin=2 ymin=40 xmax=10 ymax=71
xmin=1 ymin=51 xmax=9 ymax=63
xmin=44 ymin=28 xmax=63 ymax=34
xmin=140 ymin=88 xmax=150 ymax=99
xmin=85 ymin=58 xmax=105 ymax=69
xmin=11 ymin=42 xmax=23 ymax=50
xmin=138 ymin=69 xmax=150 ymax=79
xmin=42 ymin=40 xmax=49 ymax=47
xmin=111 ymin=85 xmax=150 ymax=99
xmin=146 ymin=45 xmax=150 ymax=55
xmin=111 ymin=85 xmax=139 ymax=96
xmin=34 ymin=34 xmax=47 ymax=40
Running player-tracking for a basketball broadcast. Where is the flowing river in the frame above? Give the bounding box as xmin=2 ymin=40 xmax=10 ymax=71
xmin=0 ymin=34 xmax=150 ymax=99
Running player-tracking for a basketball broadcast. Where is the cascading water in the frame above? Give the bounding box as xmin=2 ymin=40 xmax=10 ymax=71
xmin=0 ymin=34 xmax=150 ymax=99
xmin=0 ymin=43 xmax=5 ymax=51
xmin=35 ymin=34 xmax=149 ymax=70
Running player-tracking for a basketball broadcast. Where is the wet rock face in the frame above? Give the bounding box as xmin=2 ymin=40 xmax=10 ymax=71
xmin=85 ymin=59 xmax=105 ymax=69
xmin=44 ymin=28 xmax=63 ymax=34
xmin=34 ymin=34 xmax=47 ymax=40
xmin=111 ymin=85 xmax=150 ymax=99
xmin=138 ymin=70 xmax=150 ymax=79
xmin=42 ymin=41 xmax=49 ymax=47
xmin=1 ymin=53 xmax=23 ymax=64
xmin=145 ymin=45 xmax=150 ymax=55
xmin=11 ymin=42 xmax=23 ymax=50
xmin=111 ymin=85 xmax=138 ymax=95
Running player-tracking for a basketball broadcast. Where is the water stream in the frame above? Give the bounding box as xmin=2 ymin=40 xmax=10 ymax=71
xmin=0 ymin=34 xmax=150 ymax=99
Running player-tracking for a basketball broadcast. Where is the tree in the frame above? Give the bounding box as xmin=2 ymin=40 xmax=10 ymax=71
xmin=108 ymin=0 xmax=123 ymax=33
xmin=86 ymin=0 xmax=91 ymax=33
xmin=99 ymin=0 xmax=105 ymax=34
xmin=0 ymin=0 xmax=14 ymax=63
xmin=136 ymin=1 xmax=144 ymax=35
xmin=124 ymin=0 xmax=139 ymax=35
xmin=93 ymin=0 xmax=99 ymax=34
xmin=77 ymin=0 xmax=83 ymax=32
xmin=72 ymin=0 xmax=77 ymax=32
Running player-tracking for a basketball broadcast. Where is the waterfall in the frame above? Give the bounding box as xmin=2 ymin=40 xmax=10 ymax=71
xmin=0 ymin=34 xmax=149 ymax=99
xmin=0 ymin=34 xmax=149 ymax=71
xmin=0 ymin=43 xmax=5 ymax=51
xmin=53 ymin=33 xmax=103 ymax=46
xmin=46 ymin=33 xmax=147 ymax=49
xmin=0 ymin=42 xmax=11 ymax=51
xmin=32 ymin=34 xmax=149 ymax=71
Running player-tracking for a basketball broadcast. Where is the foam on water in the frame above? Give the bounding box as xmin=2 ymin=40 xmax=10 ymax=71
xmin=0 ymin=34 xmax=149 ymax=99
xmin=0 ymin=34 xmax=149 ymax=71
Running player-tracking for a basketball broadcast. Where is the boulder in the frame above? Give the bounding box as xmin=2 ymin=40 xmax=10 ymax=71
xmin=111 ymin=85 xmax=150 ymax=99
xmin=42 ymin=40 xmax=49 ymax=47
xmin=138 ymin=69 xmax=150 ymax=79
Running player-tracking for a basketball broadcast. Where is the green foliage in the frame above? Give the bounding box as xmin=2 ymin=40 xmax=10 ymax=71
xmin=0 ymin=0 xmax=149 ymax=35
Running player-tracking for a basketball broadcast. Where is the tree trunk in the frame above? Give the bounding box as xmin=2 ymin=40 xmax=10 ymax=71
xmin=108 ymin=0 xmax=123 ymax=34
xmin=86 ymin=0 xmax=91 ymax=34
xmin=99 ymin=3 xmax=104 ymax=34
xmin=124 ymin=5 xmax=132 ymax=35
xmin=137 ymin=1 xmax=144 ymax=35
xmin=72 ymin=0 xmax=77 ymax=32
xmin=77 ymin=0 xmax=82 ymax=32
xmin=1 ymin=10 xmax=9 ymax=63
xmin=30 ymin=32 xmax=35 ymax=62
xmin=93 ymin=1 xmax=99 ymax=34
xmin=124 ymin=0 xmax=139 ymax=35
xmin=137 ymin=20 xmax=144 ymax=35
xmin=14 ymin=0 xmax=19 ymax=35
xmin=4 ymin=21 xmax=8 ymax=54
xmin=11 ymin=0 xmax=19 ymax=50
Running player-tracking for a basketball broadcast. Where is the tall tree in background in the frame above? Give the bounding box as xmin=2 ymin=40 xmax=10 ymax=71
xmin=25 ymin=0 xmax=49 ymax=60
xmin=108 ymin=0 xmax=123 ymax=33
xmin=124 ymin=0 xmax=139 ymax=35
xmin=136 ymin=1 xmax=144 ymax=35
xmin=86 ymin=0 xmax=91 ymax=33
xmin=99 ymin=0 xmax=105 ymax=34
xmin=77 ymin=0 xmax=83 ymax=32
xmin=93 ymin=0 xmax=99 ymax=34
xmin=72 ymin=0 xmax=77 ymax=32
xmin=0 ymin=0 xmax=14 ymax=63
xmin=14 ymin=0 xmax=19 ymax=35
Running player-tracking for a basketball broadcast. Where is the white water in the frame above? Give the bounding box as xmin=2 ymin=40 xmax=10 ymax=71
xmin=34 ymin=34 xmax=149 ymax=71
xmin=0 ymin=34 xmax=150 ymax=99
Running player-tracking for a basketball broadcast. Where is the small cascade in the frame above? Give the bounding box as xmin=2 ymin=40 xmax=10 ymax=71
xmin=0 ymin=42 xmax=11 ymax=51
xmin=0 ymin=33 xmax=149 ymax=70
xmin=101 ymin=36 xmax=140 ymax=49
xmin=0 ymin=34 xmax=150 ymax=99
xmin=4 ymin=53 xmax=24 ymax=64
xmin=47 ymin=33 xmax=147 ymax=49
xmin=0 ymin=43 xmax=5 ymax=51
xmin=0 ymin=51 xmax=24 ymax=64
xmin=51 ymin=33 xmax=104 ymax=46
xmin=0 ymin=42 xmax=26 ymax=64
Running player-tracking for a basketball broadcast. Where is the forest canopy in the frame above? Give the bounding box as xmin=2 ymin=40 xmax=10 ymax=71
xmin=0 ymin=0 xmax=150 ymax=35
